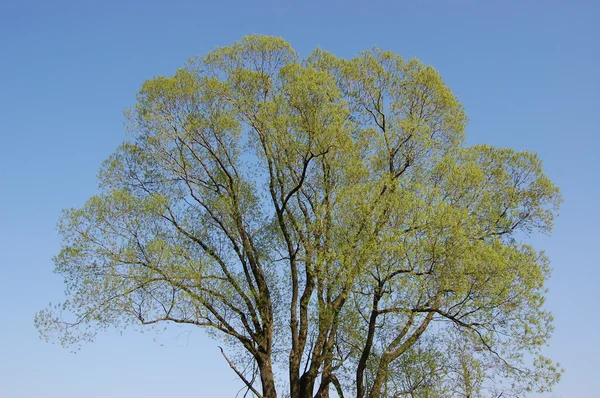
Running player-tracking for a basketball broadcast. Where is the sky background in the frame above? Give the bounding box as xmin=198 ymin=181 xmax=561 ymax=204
xmin=0 ymin=0 xmax=598 ymax=397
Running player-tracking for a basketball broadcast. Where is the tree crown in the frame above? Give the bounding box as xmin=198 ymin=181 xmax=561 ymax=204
xmin=36 ymin=35 xmax=562 ymax=398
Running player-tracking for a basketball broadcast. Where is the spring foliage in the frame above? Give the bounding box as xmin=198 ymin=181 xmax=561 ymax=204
xmin=36 ymin=35 xmax=562 ymax=398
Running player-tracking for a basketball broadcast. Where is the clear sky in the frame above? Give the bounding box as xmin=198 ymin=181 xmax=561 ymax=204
xmin=0 ymin=1 xmax=597 ymax=397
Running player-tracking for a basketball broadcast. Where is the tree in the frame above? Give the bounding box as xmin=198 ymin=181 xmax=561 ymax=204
xmin=36 ymin=35 xmax=562 ymax=398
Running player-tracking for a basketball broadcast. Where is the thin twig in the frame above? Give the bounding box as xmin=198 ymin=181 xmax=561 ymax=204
xmin=218 ymin=346 xmax=263 ymax=398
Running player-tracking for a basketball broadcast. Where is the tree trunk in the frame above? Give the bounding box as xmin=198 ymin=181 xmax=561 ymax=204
xmin=258 ymin=355 xmax=277 ymax=398
xmin=356 ymin=287 xmax=382 ymax=398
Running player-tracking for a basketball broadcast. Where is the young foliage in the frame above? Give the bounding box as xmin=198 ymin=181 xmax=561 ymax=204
xmin=36 ymin=35 xmax=562 ymax=398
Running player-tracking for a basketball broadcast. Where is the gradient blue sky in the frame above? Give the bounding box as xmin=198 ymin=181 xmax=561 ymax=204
xmin=0 ymin=1 xmax=598 ymax=397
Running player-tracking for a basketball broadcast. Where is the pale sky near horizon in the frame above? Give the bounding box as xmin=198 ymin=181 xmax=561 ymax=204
xmin=0 ymin=1 xmax=598 ymax=397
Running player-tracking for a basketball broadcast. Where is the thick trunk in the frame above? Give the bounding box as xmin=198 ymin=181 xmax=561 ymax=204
xmin=299 ymin=371 xmax=317 ymax=398
xmin=289 ymin=350 xmax=301 ymax=398
xmin=258 ymin=356 xmax=277 ymax=398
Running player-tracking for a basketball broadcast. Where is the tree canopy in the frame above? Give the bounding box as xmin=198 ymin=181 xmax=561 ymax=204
xmin=36 ymin=35 xmax=562 ymax=398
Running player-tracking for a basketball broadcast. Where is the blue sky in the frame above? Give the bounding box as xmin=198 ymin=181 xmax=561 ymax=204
xmin=0 ymin=1 xmax=597 ymax=397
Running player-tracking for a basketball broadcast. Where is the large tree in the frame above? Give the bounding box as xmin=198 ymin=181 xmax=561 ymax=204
xmin=36 ymin=35 xmax=562 ymax=398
